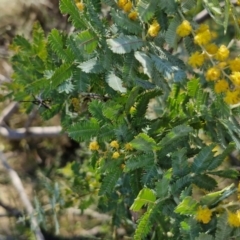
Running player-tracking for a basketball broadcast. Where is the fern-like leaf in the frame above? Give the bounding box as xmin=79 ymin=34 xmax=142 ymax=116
xmin=125 ymin=154 xmax=154 ymax=171
xmin=60 ymin=0 xmax=86 ymax=29
xmin=136 ymin=0 xmax=158 ymax=22
xmin=134 ymin=51 xmax=153 ymax=78
xmin=110 ymin=9 xmax=142 ymax=35
xmin=99 ymin=169 xmax=122 ymax=195
xmin=192 ymin=174 xmax=217 ymax=191
xmin=48 ymin=29 xmax=74 ymax=62
xmin=68 ymin=118 xmax=100 ymax=141
xmin=215 ymin=213 xmax=232 ymax=240
xmin=165 ymin=16 xmax=181 ymax=48
xmin=32 ymin=22 xmax=47 ymax=61
xmin=134 ymin=208 xmax=152 ymax=240
xmin=107 ymin=35 xmax=144 ymax=54
xmin=76 ymin=30 xmax=98 ymax=54
xmin=158 ymin=0 xmax=178 ymax=14
xmin=106 ymin=72 xmax=127 ymax=92
xmin=78 ymin=58 xmax=104 ymax=73
xmin=50 ymin=63 xmax=73 ymax=88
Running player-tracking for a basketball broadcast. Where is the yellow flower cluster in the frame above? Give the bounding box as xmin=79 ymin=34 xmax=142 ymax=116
xmin=177 ymin=20 xmax=240 ymax=104
xmin=76 ymin=1 xmax=84 ymax=11
xmin=205 ymin=67 xmax=221 ymax=81
xmin=176 ymin=20 xmax=192 ymax=37
xmin=117 ymin=0 xmax=137 ymax=20
xmin=128 ymin=11 xmax=138 ymax=21
xmin=89 ymin=141 xmax=100 ymax=151
xmin=125 ymin=143 xmax=133 ymax=151
xmin=112 ymin=151 xmax=120 ymax=159
xmin=214 ymin=79 xmax=229 ymax=93
xmin=224 ymin=89 xmax=240 ymax=105
xmin=215 ymin=45 xmax=229 ymax=61
xmin=118 ymin=0 xmax=132 ymax=12
xmin=110 ymin=140 xmax=119 ymax=149
xmin=148 ymin=20 xmax=160 ymax=37
xmin=228 ymin=211 xmax=240 ymax=227
xmin=195 ymin=206 xmax=212 ymax=224
xmin=188 ymin=51 xmax=204 ymax=68
xmin=71 ymin=98 xmax=81 ymax=112
xmin=194 ymin=24 xmax=212 ymax=46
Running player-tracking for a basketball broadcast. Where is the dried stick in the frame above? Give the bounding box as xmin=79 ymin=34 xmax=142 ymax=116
xmin=0 ymin=150 xmax=45 ymax=240
xmin=0 ymin=102 xmax=64 ymax=139
xmin=0 ymin=126 xmax=63 ymax=140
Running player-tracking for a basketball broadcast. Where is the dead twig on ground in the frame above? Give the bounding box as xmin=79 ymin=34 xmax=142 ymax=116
xmin=0 ymin=150 xmax=45 ymax=240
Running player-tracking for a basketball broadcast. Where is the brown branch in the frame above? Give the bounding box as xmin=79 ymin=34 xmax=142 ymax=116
xmin=0 ymin=125 xmax=63 ymax=140
xmin=0 ymin=102 xmax=64 ymax=139
xmin=0 ymin=150 xmax=45 ymax=240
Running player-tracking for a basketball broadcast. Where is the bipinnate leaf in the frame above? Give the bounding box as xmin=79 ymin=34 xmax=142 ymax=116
xmin=99 ymin=169 xmax=122 ymax=195
xmin=76 ymin=30 xmax=98 ymax=53
xmin=175 ymin=196 xmax=198 ymax=215
xmin=60 ymin=0 xmax=86 ymax=29
xmin=125 ymin=154 xmax=154 ymax=171
xmin=192 ymin=174 xmax=217 ymax=191
xmin=134 ymin=208 xmax=152 ymax=240
xmin=48 ymin=29 xmax=74 ymax=62
xmin=78 ymin=58 xmax=104 ymax=73
xmin=200 ymin=183 xmax=236 ymax=207
xmin=106 ymin=72 xmax=127 ymax=93
xmin=207 ymin=142 xmax=235 ymax=171
xmin=130 ymin=188 xmax=156 ymax=212
xmin=68 ymin=118 xmax=100 ymax=141
xmin=131 ymin=133 xmax=158 ymax=152
xmin=208 ymin=169 xmax=239 ymax=179
xmin=107 ymin=35 xmax=144 ymax=54
xmin=155 ymin=176 xmax=170 ymax=199
xmin=191 ymin=144 xmax=216 ymax=174
xmin=125 ymin=86 xmax=141 ymax=114
xmin=50 ymin=63 xmax=73 ymax=88
xmin=136 ymin=0 xmax=158 ymax=22
xmin=215 ymin=212 xmax=232 ymax=240
xmin=195 ymin=233 xmax=214 ymax=240
xmin=134 ymin=51 xmax=153 ymax=78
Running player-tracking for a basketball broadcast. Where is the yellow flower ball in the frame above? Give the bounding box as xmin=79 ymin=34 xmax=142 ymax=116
xmin=110 ymin=140 xmax=119 ymax=149
xmin=130 ymin=106 xmax=136 ymax=115
xmin=195 ymin=206 xmax=212 ymax=224
xmin=205 ymin=43 xmax=218 ymax=55
xmin=89 ymin=141 xmax=100 ymax=151
xmin=76 ymin=2 xmax=84 ymax=11
xmin=188 ymin=51 xmax=204 ymax=68
xmin=215 ymin=45 xmax=229 ymax=61
xmin=230 ymin=71 xmax=240 ymax=86
xmin=128 ymin=11 xmax=138 ymax=21
xmin=214 ymin=79 xmax=229 ymax=93
xmin=228 ymin=211 xmax=240 ymax=227
xmin=224 ymin=89 xmax=240 ymax=105
xmin=118 ymin=0 xmax=128 ymax=8
xmin=194 ymin=30 xmax=212 ymax=45
xmin=205 ymin=67 xmax=221 ymax=81
xmin=148 ymin=20 xmax=160 ymax=37
xmin=196 ymin=24 xmax=209 ymax=33
xmin=229 ymin=58 xmax=240 ymax=72
xmin=176 ymin=20 xmax=192 ymax=37
xmin=112 ymin=151 xmax=120 ymax=159
xmin=123 ymin=1 xmax=132 ymax=12
xmin=125 ymin=143 xmax=133 ymax=151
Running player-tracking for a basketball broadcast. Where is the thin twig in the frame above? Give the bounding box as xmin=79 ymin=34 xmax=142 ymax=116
xmin=0 ymin=126 xmax=63 ymax=139
xmin=0 ymin=150 xmax=45 ymax=240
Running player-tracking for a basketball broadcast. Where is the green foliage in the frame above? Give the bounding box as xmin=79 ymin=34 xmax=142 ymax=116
xmin=5 ymin=0 xmax=240 ymax=238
